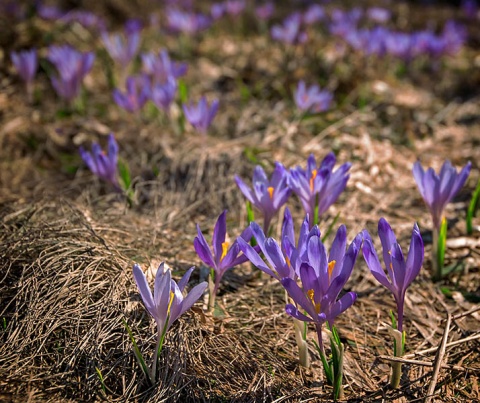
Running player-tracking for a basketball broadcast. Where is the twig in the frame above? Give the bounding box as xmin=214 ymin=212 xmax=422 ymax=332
xmin=378 ymin=355 xmax=478 ymax=372
xmin=448 ymin=306 xmax=480 ymax=321
xmin=404 ymin=332 xmax=480 ymax=359
xmin=424 ymin=312 xmax=451 ymax=403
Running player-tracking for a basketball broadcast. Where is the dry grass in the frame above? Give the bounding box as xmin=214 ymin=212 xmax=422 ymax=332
xmin=1 ymin=0 xmax=480 ymax=402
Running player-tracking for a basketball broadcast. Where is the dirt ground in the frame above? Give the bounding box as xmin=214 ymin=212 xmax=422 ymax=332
xmin=0 ymin=1 xmax=479 ymax=402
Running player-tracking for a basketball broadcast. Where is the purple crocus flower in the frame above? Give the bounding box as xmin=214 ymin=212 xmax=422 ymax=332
xmin=235 ymin=162 xmax=291 ymax=233
xmin=150 ymin=77 xmax=177 ymax=113
xmin=362 ymin=218 xmax=424 ymax=332
xmin=255 ymin=2 xmax=274 ymax=21
xmin=194 ymin=210 xmax=252 ymax=303
xmin=47 ymin=45 xmax=95 ymax=103
xmin=166 ymin=8 xmax=211 ymax=35
xmin=211 ymin=3 xmax=226 ymax=20
xmin=413 ymin=160 xmax=471 ymax=231
xmin=366 ymin=7 xmax=391 ymax=23
xmin=183 ymin=96 xmax=219 ymax=135
xmin=282 ymin=226 xmax=362 ymax=346
xmin=141 ymin=50 xmax=188 ymax=84
xmin=101 ymin=19 xmax=142 ymax=67
xmin=289 ymin=153 xmax=351 ymax=226
xmin=113 ymin=75 xmax=150 ymax=113
xmin=294 ymin=80 xmax=333 ymax=114
xmin=303 ymin=4 xmax=325 ymax=25
xmin=60 ymin=10 xmax=106 ymax=30
xmin=225 ymin=0 xmax=245 ymax=16
xmin=271 ymin=13 xmax=307 ymax=45
xmin=133 ymin=262 xmax=207 ymax=380
xmin=79 ymin=133 xmax=120 ymax=190
xmin=11 ymin=49 xmax=38 ymax=101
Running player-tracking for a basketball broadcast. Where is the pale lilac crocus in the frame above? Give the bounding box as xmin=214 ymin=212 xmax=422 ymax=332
xmin=294 ymin=80 xmax=333 ymax=114
xmin=11 ymin=49 xmax=38 ymax=101
xmin=271 ymin=13 xmax=307 ymax=45
xmin=113 ymin=75 xmax=150 ymax=114
xmin=183 ymin=96 xmax=219 ymax=135
xmin=362 ymin=218 xmax=424 ymax=332
xmin=79 ymin=133 xmax=120 ymax=190
xmin=303 ymin=4 xmax=325 ymax=25
xmin=194 ymin=210 xmax=252 ymax=309
xmin=47 ymin=45 xmax=95 ymax=103
xmin=211 ymin=3 xmax=226 ymax=20
xmin=101 ymin=19 xmax=142 ymax=67
xmin=413 ymin=160 xmax=471 ymax=231
xmin=235 ymin=162 xmax=291 ymax=233
xmin=141 ymin=50 xmax=187 ymax=84
xmin=133 ymin=263 xmax=207 ymax=381
xmin=166 ymin=8 xmax=211 ymax=35
xmin=225 ymin=0 xmax=245 ymax=16
xmin=289 ymin=153 xmax=351 ymax=226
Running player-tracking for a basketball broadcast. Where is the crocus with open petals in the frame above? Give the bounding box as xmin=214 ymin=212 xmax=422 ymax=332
xmin=289 ymin=153 xmax=350 ymax=226
xmin=79 ymin=133 xmax=120 ymax=190
xmin=235 ymin=162 xmax=291 ymax=233
xmin=413 ymin=160 xmax=471 ymax=231
xmin=133 ymin=262 xmax=207 ymax=381
xmin=362 ymin=218 xmax=424 ymax=331
xmin=101 ymin=19 xmax=142 ymax=67
xmin=183 ymin=96 xmax=219 ymax=135
xmin=282 ymin=226 xmax=362 ymax=345
xmin=113 ymin=75 xmax=150 ymax=114
xmin=194 ymin=210 xmax=252 ymax=308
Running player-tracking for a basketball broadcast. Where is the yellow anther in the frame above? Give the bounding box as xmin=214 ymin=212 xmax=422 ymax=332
xmin=220 ymin=242 xmax=229 ymax=261
xmin=307 ymin=289 xmax=321 ymax=314
xmin=309 ymin=169 xmax=317 ymax=192
xmin=328 ymin=260 xmax=336 ymax=279
xmin=285 ymin=255 xmax=291 ymax=268
xmin=267 ymin=186 xmax=274 ymax=199
xmin=167 ymin=291 xmax=175 ymax=315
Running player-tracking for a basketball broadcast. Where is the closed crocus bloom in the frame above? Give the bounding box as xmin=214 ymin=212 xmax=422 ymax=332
xmin=11 ymin=49 xmax=38 ymax=85
xmin=47 ymin=45 xmax=94 ymax=103
xmin=413 ymin=160 xmax=471 ymax=231
xmin=112 ymin=75 xmax=150 ymax=113
xmin=183 ymin=96 xmax=219 ymax=135
xmin=101 ymin=19 xmax=141 ymax=66
xmin=362 ymin=218 xmax=424 ymax=331
xmin=235 ymin=162 xmax=291 ymax=233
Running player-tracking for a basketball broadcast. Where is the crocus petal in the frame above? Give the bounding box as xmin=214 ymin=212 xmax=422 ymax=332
xmin=329 ymin=224 xmax=347 ymax=271
xmin=235 ymin=175 xmax=255 ymax=204
xmin=285 ymin=303 xmax=314 ymax=322
xmin=450 ymin=161 xmax=471 ymax=200
xmin=362 ymin=232 xmax=395 ymax=293
xmin=264 ymin=238 xmax=290 ymax=278
xmin=282 ymin=277 xmax=319 ymax=321
xmin=327 ymin=291 xmax=357 ymax=324
xmin=133 ymin=263 xmax=155 ymax=315
xmin=178 ymin=266 xmax=195 ymax=293
xmin=378 ymin=217 xmax=397 ymax=270
xmin=170 ymin=281 xmax=207 ymax=328
xmin=404 ymin=223 xmax=424 ymax=287
xmin=236 ymin=237 xmax=276 ymax=278
xmin=212 ymin=210 xmax=227 ymax=264
xmin=282 ymin=207 xmax=295 ymax=247
xmin=390 ymin=243 xmax=406 ymax=294
xmin=153 ymin=264 xmax=171 ymax=319
xmin=194 ymin=226 xmax=216 ymax=268
xmin=412 ymin=161 xmax=426 ymax=199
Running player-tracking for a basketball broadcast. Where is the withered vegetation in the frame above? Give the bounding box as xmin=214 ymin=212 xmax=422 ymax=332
xmin=1 ymin=0 xmax=479 ymax=402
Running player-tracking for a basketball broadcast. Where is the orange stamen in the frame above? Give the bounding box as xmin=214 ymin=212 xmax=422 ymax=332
xmin=167 ymin=291 xmax=175 ymax=315
xmin=267 ymin=186 xmax=274 ymax=199
xmin=309 ymin=169 xmax=317 ymax=192
xmin=220 ymin=242 xmax=229 ymax=261
xmin=307 ymin=289 xmax=321 ymax=313
xmin=328 ymin=260 xmax=336 ymax=280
